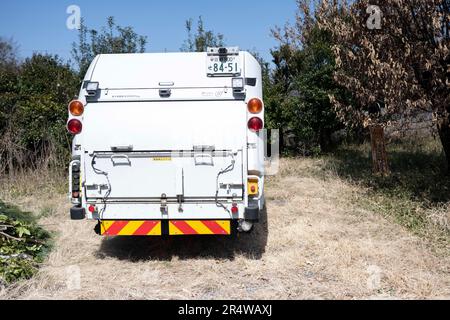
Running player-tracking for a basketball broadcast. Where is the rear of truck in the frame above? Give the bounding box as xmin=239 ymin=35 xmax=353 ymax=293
xmin=67 ymin=48 xmax=265 ymax=236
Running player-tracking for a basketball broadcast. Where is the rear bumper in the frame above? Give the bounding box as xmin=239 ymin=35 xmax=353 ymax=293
xmin=95 ymin=220 xmax=233 ymax=236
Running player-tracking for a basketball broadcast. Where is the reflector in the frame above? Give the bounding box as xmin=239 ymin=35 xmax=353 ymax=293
xmin=247 ymin=117 xmax=263 ymax=132
xmin=67 ymin=119 xmax=82 ymax=134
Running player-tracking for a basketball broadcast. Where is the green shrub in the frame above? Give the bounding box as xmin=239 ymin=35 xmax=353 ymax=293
xmin=0 ymin=201 xmax=51 ymax=285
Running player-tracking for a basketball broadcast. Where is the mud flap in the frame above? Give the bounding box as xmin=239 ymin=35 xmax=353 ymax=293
xmin=70 ymin=207 xmax=86 ymax=220
xmin=244 ymin=206 xmax=259 ymax=222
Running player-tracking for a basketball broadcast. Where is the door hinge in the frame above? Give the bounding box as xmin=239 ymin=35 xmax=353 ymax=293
xmin=160 ymin=193 xmax=168 ymax=215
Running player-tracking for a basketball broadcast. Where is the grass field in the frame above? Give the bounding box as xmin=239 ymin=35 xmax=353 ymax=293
xmin=0 ymin=140 xmax=448 ymax=299
xmin=315 ymin=138 xmax=450 ymax=251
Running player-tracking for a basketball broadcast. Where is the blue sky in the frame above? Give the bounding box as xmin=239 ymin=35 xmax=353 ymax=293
xmin=0 ymin=0 xmax=298 ymax=66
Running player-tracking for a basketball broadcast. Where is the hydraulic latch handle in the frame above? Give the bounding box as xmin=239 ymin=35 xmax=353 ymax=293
xmin=194 ymin=153 xmax=214 ymax=166
xmin=110 ymin=154 xmax=131 ymax=166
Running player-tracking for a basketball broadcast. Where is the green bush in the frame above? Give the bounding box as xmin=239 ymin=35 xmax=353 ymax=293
xmin=1 ymin=17 xmax=148 ymax=173
xmin=0 ymin=201 xmax=51 ymax=286
xmin=0 ymin=50 xmax=80 ymax=172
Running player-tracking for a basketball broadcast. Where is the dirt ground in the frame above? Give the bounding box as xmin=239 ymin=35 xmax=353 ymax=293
xmin=1 ymin=158 xmax=449 ymax=300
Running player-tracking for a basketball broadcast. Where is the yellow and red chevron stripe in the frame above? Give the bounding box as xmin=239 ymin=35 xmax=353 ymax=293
xmin=169 ymin=220 xmax=230 ymax=236
xmin=101 ymin=220 xmax=161 ymax=236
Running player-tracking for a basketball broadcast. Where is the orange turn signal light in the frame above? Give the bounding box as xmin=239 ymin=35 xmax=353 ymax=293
xmin=248 ymin=178 xmax=259 ymax=196
xmin=247 ymin=98 xmax=263 ymax=114
xmin=69 ymin=100 xmax=84 ymax=116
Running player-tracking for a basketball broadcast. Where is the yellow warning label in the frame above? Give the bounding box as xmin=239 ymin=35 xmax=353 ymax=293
xmin=152 ymin=157 xmax=172 ymax=161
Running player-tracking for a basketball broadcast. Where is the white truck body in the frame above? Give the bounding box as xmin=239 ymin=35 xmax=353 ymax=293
xmin=68 ymin=48 xmax=264 ymax=236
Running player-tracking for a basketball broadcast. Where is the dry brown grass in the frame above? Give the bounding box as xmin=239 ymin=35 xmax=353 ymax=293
xmin=0 ymin=158 xmax=449 ymax=300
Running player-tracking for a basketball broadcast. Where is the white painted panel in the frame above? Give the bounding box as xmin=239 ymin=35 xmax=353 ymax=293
xmin=89 ymin=52 xmax=244 ymax=89
xmin=81 ymin=101 xmax=247 ymax=152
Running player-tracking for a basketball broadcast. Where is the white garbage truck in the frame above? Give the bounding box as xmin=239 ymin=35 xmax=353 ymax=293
xmin=67 ymin=47 xmax=265 ymax=236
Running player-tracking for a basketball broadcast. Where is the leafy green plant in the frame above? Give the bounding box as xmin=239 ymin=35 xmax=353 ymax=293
xmin=0 ymin=202 xmax=51 ymax=285
xmin=0 ymin=42 xmax=80 ymax=173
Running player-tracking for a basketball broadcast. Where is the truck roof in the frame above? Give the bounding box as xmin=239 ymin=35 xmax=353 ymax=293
xmin=86 ymin=51 xmax=261 ymax=90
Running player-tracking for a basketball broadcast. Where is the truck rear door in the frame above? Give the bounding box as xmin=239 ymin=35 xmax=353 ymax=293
xmin=82 ymin=100 xmax=246 ymax=201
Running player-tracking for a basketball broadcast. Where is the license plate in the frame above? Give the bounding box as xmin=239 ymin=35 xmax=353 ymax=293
xmin=207 ymin=56 xmax=241 ymax=76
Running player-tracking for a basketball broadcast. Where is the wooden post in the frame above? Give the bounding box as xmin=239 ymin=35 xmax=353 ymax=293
xmin=370 ymin=125 xmax=389 ymax=176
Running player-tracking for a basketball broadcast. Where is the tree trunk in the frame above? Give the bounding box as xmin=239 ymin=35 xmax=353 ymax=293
xmin=369 ymin=125 xmax=389 ymax=176
xmin=437 ymin=115 xmax=450 ymax=171
xmin=319 ymin=128 xmax=333 ymax=153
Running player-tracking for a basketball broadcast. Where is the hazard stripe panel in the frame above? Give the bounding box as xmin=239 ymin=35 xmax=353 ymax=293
xmin=101 ymin=221 xmax=161 ymax=236
xmin=169 ymin=220 xmax=231 ymax=236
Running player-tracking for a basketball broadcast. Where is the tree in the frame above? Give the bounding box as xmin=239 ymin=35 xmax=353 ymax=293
xmin=267 ymin=11 xmax=349 ymax=154
xmin=311 ymin=0 xmax=449 ymax=170
xmin=0 ymin=37 xmax=19 ymax=69
xmin=181 ymin=16 xmax=225 ymax=52
xmin=0 ymin=38 xmax=20 ymax=127
xmin=0 ymin=51 xmax=79 ymax=173
xmin=72 ymin=16 xmax=147 ymax=75
xmin=0 ymin=38 xmax=21 ymax=175
xmin=16 ymin=54 xmax=80 ymax=165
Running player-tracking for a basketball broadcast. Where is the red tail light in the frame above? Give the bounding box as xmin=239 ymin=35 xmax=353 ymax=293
xmin=248 ymin=117 xmax=263 ymax=132
xmin=67 ymin=119 xmax=82 ymax=135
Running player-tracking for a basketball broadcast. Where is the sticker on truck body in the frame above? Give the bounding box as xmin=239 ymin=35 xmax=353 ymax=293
xmin=101 ymin=220 xmax=161 ymax=236
xmin=169 ymin=220 xmax=230 ymax=235
xmin=99 ymin=220 xmax=231 ymax=236
xmin=152 ymin=157 xmax=172 ymax=161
